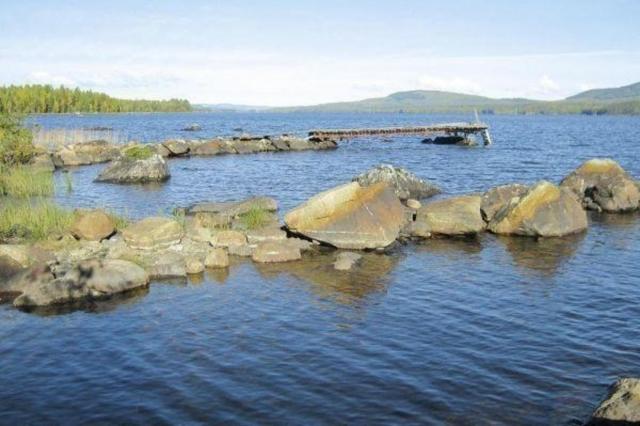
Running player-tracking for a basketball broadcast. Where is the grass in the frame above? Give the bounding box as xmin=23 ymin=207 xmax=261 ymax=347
xmin=0 ymin=200 xmax=74 ymax=242
xmin=123 ymin=145 xmax=154 ymax=160
xmin=0 ymin=165 xmax=54 ymax=197
xmin=105 ymin=209 xmax=130 ymax=231
xmin=238 ymin=207 xmax=271 ymax=230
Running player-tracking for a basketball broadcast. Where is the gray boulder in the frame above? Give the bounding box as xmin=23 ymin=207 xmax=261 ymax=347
xmin=162 ymin=139 xmax=190 ymax=156
xmin=53 ymin=140 xmax=120 ymax=167
xmin=12 ymin=259 xmax=149 ymax=307
xmin=561 ymin=158 xmax=639 ymax=213
xmin=354 ymin=164 xmax=440 ymax=201
xmin=414 ymin=195 xmax=485 ymax=236
xmin=95 ymin=154 xmax=170 ymax=184
xmin=587 ymin=378 xmax=640 ymax=425
xmin=481 ymin=184 xmax=529 ymax=222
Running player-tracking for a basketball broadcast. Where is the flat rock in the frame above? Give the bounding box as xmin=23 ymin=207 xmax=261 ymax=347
xmin=285 ymin=182 xmax=404 ymax=249
xmin=246 ymin=228 xmax=287 ymax=244
xmin=187 ymin=197 xmax=278 ymax=229
xmin=162 ymin=139 xmax=190 ymax=156
xmin=71 ymin=209 xmax=116 ymax=241
xmin=488 ymin=181 xmax=588 ymax=237
xmin=587 ymin=378 xmax=640 ymax=425
xmin=561 ymin=158 xmax=639 ymax=212
xmin=13 ymin=259 xmax=148 ymax=307
xmin=252 ymin=241 xmax=301 ymax=263
xmin=95 ymin=154 xmax=170 ymax=184
xmin=53 ymin=140 xmax=120 ymax=167
xmin=354 ymin=164 xmax=440 ymax=200
xmin=122 ymin=217 xmax=183 ymax=250
xmin=415 ymin=195 xmax=485 ymax=236
xmin=211 ymin=230 xmax=247 ymax=248
xmin=480 ymin=184 xmax=529 ymax=222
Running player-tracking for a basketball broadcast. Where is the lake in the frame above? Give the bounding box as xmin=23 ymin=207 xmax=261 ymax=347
xmin=1 ymin=112 xmax=640 ymax=425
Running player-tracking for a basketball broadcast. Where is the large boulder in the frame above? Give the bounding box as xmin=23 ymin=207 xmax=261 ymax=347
xmin=12 ymin=260 xmax=148 ymax=307
xmin=587 ymin=378 xmax=640 ymax=425
xmin=354 ymin=164 xmax=440 ymax=201
xmin=560 ymin=158 xmax=639 ymax=212
xmin=122 ymin=217 xmax=183 ymax=250
xmin=413 ymin=195 xmax=485 ymax=236
xmin=70 ymin=210 xmax=116 ymax=241
xmin=488 ymin=181 xmax=588 ymax=237
xmin=53 ymin=140 xmax=120 ymax=167
xmin=284 ymin=182 xmax=404 ymax=249
xmin=480 ymin=184 xmax=529 ymax=222
xmin=95 ymin=154 xmax=170 ymax=184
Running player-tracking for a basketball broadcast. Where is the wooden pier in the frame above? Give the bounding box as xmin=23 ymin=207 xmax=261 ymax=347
xmin=309 ymin=122 xmax=492 ymax=145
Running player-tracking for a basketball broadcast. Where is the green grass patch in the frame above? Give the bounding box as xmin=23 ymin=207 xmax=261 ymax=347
xmin=0 ymin=165 xmax=54 ymax=197
xmin=238 ymin=207 xmax=271 ymax=230
xmin=0 ymin=199 xmax=74 ymax=242
xmin=106 ymin=210 xmax=130 ymax=231
xmin=123 ymin=145 xmax=154 ymax=160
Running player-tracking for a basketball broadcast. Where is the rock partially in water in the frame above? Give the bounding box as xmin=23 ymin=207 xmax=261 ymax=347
xmin=122 ymin=217 xmax=183 ymax=250
xmin=53 ymin=140 xmax=120 ymax=167
xmin=1 ymin=266 xmax=54 ymax=301
xmin=246 ymin=228 xmax=287 ymax=244
xmin=70 ymin=209 xmax=116 ymax=241
xmin=185 ymin=256 xmax=204 ymax=275
xmin=12 ymin=259 xmax=148 ymax=308
xmin=252 ymin=241 xmax=302 ymax=263
xmin=204 ymin=248 xmax=229 ymax=269
xmin=480 ymin=184 xmax=529 ymax=222
xmin=354 ymin=164 xmax=440 ymax=201
xmin=561 ymin=158 xmax=640 ymax=213
xmin=414 ymin=195 xmax=485 ymax=236
xmin=190 ymin=140 xmax=236 ymax=156
xmin=186 ymin=197 xmax=278 ymax=229
xmin=145 ymin=251 xmax=186 ymax=280
xmin=95 ymin=154 xmax=170 ymax=184
xmin=182 ymin=124 xmax=202 ymax=132
xmin=587 ymin=378 xmax=640 ymax=425
xmin=334 ymin=252 xmax=363 ymax=271
xmin=162 ymin=139 xmax=190 ymax=156
xmin=284 ymin=182 xmax=404 ymax=250
xmin=488 ymin=181 xmax=588 ymax=237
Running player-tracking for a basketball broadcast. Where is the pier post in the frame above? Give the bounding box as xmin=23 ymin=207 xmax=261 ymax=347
xmin=481 ymin=129 xmax=493 ymax=146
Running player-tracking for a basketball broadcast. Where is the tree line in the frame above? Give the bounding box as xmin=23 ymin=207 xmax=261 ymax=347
xmin=0 ymin=85 xmax=192 ymax=113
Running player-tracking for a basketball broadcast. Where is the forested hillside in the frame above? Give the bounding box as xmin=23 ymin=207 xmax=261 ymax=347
xmin=0 ymin=85 xmax=192 ymax=113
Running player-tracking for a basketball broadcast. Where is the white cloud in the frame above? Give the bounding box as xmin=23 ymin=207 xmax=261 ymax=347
xmin=417 ymin=75 xmax=482 ymax=94
xmin=27 ymin=71 xmax=77 ymax=87
xmin=538 ymin=74 xmax=560 ymax=94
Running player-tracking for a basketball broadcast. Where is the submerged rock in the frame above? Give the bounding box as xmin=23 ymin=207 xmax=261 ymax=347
xmin=12 ymin=259 xmax=148 ymax=308
xmin=122 ymin=217 xmax=183 ymax=250
xmin=414 ymin=195 xmax=485 ymax=236
xmin=488 ymin=181 xmax=588 ymax=237
xmin=480 ymin=184 xmax=529 ymax=222
xmin=182 ymin=124 xmax=202 ymax=132
xmin=587 ymin=378 xmax=640 ymax=425
xmin=354 ymin=164 xmax=440 ymax=201
xmin=95 ymin=154 xmax=170 ymax=184
xmin=284 ymin=181 xmax=404 ymax=249
xmin=560 ymin=158 xmax=639 ymax=212
xmin=252 ymin=241 xmax=302 ymax=263
xmin=70 ymin=209 xmax=116 ymax=241
xmin=334 ymin=252 xmax=363 ymax=271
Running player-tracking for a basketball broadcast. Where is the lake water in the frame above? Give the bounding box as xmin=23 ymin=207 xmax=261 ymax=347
xmin=1 ymin=113 xmax=640 ymax=425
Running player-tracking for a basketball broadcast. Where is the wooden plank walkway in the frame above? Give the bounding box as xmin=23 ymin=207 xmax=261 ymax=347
xmin=309 ymin=122 xmax=488 ymax=138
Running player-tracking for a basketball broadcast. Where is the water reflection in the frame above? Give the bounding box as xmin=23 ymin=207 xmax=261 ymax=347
xmin=254 ymin=251 xmax=400 ymax=305
xmin=498 ymin=233 xmax=585 ymax=277
xmin=589 ymin=210 xmax=640 ymax=228
xmin=413 ymin=236 xmax=483 ymax=257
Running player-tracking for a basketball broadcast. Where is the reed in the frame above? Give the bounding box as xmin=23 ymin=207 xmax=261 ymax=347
xmin=238 ymin=206 xmax=271 ymax=230
xmin=31 ymin=127 xmax=126 ymax=151
xmin=0 ymin=199 xmax=74 ymax=242
xmin=0 ymin=165 xmax=54 ymax=197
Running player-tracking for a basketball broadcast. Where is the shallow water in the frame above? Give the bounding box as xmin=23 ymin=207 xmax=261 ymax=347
xmin=2 ymin=113 xmax=640 ymax=425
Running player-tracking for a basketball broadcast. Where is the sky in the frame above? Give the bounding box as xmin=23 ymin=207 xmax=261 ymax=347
xmin=1 ymin=0 xmax=639 ymax=106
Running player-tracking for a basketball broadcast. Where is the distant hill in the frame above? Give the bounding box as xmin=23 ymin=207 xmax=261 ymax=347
xmin=272 ymin=82 xmax=640 ymax=115
xmin=0 ymin=84 xmax=192 ymax=114
xmin=567 ymin=81 xmax=640 ymax=101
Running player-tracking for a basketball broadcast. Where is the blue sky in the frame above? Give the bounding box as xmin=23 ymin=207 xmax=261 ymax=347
xmin=1 ymin=0 xmax=639 ymax=105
